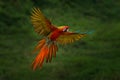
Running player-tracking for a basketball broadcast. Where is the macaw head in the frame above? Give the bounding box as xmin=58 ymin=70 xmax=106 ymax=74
xmin=58 ymin=26 xmax=69 ymax=32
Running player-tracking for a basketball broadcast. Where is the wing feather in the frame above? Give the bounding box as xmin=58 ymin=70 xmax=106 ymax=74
xmin=31 ymin=8 xmax=56 ymax=36
xmin=56 ymin=32 xmax=86 ymax=44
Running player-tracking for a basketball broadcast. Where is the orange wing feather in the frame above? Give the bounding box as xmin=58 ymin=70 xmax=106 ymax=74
xmin=31 ymin=8 xmax=57 ymax=36
xmin=56 ymin=32 xmax=86 ymax=44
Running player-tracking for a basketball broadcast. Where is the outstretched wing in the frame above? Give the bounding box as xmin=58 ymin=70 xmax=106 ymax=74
xmin=31 ymin=8 xmax=56 ymax=36
xmin=56 ymin=32 xmax=86 ymax=44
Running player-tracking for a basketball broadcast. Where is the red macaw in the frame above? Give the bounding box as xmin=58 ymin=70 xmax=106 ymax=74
xmin=31 ymin=8 xmax=86 ymax=70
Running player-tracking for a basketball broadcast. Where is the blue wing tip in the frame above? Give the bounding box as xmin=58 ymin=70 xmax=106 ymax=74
xmin=75 ymin=30 xmax=94 ymax=34
xmin=85 ymin=30 xmax=94 ymax=34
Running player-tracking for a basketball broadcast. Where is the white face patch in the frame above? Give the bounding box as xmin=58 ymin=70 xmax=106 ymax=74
xmin=63 ymin=28 xmax=68 ymax=32
xmin=67 ymin=29 xmax=69 ymax=32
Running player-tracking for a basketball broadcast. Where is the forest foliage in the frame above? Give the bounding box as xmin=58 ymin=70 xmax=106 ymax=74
xmin=0 ymin=0 xmax=120 ymax=80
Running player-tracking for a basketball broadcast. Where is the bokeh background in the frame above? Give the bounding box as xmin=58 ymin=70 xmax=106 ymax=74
xmin=0 ymin=0 xmax=120 ymax=80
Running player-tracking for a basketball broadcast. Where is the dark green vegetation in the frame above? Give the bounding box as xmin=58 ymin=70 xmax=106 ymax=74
xmin=0 ymin=0 xmax=120 ymax=80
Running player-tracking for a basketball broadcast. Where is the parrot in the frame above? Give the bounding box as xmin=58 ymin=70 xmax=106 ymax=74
xmin=31 ymin=8 xmax=87 ymax=70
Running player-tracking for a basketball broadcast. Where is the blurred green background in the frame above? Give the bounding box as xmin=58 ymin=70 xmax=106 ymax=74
xmin=0 ymin=0 xmax=120 ymax=80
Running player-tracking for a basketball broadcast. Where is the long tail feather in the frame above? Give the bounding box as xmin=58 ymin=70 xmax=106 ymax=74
xmin=32 ymin=39 xmax=46 ymax=54
xmin=49 ymin=44 xmax=53 ymax=62
xmin=32 ymin=39 xmax=58 ymax=70
xmin=46 ymin=45 xmax=52 ymax=63
xmin=32 ymin=45 xmax=49 ymax=70
xmin=53 ymin=43 xmax=58 ymax=57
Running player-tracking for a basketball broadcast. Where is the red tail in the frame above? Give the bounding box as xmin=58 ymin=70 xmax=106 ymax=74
xmin=32 ymin=39 xmax=58 ymax=70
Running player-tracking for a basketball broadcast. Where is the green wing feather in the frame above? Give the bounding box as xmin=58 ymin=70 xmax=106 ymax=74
xmin=56 ymin=32 xmax=86 ymax=44
xmin=31 ymin=8 xmax=56 ymax=36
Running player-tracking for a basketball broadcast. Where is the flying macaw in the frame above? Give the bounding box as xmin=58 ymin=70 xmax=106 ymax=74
xmin=31 ymin=8 xmax=87 ymax=70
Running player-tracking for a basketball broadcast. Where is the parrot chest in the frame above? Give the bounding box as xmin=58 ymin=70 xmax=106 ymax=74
xmin=49 ymin=30 xmax=62 ymax=41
